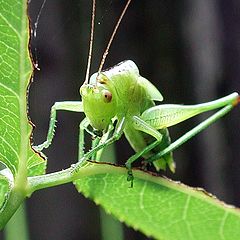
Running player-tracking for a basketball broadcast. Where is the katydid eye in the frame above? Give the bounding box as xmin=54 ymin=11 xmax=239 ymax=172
xmin=102 ymin=90 xmax=112 ymax=103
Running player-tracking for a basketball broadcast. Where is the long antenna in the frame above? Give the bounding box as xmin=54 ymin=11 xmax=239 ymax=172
xmin=84 ymin=0 xmax=96 ymax=84
xmin=98 ymin=0 xmax=132 ymax=74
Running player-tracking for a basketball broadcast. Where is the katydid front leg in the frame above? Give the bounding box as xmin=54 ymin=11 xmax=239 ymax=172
xmin=79 ymin=117 xmax=91 ymax=159
xmin=93 ymin=124 xmax=115 ymax=161
xmin=71 ymin=117 xmax=126 ymax=175
xmin=33 ymin=101 xmax=83 ymax=152
xmin=79 ymin=117 xmax=113 ymax=161
xmin=33 ymin=98 xmax=117 ymax=165
xmin=83 ymin=117 xmax=126 ymax=161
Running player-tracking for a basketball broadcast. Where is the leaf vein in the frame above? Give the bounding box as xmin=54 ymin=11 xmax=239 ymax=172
xmin=0 ymin=13 xmax=20 ymax=38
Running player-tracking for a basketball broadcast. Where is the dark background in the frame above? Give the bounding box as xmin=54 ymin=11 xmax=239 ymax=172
xmin=7 ymin=0 xmax=239 ymax=239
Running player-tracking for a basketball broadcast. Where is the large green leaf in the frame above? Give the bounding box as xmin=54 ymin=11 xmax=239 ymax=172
xmin=75 ymin=163 xmax=240 ymax=240
xmin=0 ymin=0 xmax=45 ymax=179
xmin=0 ymin=0 xmax=46 ymax=227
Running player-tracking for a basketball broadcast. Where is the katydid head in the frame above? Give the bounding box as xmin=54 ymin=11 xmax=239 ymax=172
xmin=81 ymin=0 xmax=132 ymax=131
xmin=80 ymin=73 xmax=117 ymax=131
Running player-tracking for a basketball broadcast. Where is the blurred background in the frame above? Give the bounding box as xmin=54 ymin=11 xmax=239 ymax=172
xmin=4 ymin=0 xmax=240 ymax=239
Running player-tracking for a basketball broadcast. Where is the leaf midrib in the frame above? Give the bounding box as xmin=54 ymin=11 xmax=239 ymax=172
xmin=15 ymin=0 xmax=31 ymax=188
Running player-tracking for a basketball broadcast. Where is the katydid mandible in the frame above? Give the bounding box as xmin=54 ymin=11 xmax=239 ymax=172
xmin=33 ymin=0 xmax=240 ymax=185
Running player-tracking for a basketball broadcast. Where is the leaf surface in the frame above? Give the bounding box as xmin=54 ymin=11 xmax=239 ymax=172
xmin=75 ymin=163 xmax=240 ymax=240
xmin=0 ymin=0 xmax=46 ymax=180
xmin=0 ymin=172 xmax=11 ymax=209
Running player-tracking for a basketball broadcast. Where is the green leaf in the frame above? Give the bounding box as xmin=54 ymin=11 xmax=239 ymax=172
xmin=27 ymin=150 xmax=46 ymax=177
xmin=0 ymin=171 xmax=12 ymax=210
xmin=75 ymin=163 xmax=240 ymax=240
xmin=0 ymin=0 xmax=46 ymax=179
xmin=0 ymin=0 xmax=46 ymax=227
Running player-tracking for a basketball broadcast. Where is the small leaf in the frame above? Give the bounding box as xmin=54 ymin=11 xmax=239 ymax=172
xmin=75 ymin=163 xmax=240 ymax=240
xmin=0 ymin=171 xmax=12 ymax=210
xmin=27 ymin=150 xmax=46 ymax=177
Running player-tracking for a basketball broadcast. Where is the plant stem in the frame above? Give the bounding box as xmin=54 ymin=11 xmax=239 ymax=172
xmin=0 ymin=189 xmax=25 ymax=230
xmin=4 ymin=203 xmax=29 ymax=240
xmin=100 ymin=208 xmax=124 ymax=240
xmin=99 ymin=144 xmax=124 ymax=240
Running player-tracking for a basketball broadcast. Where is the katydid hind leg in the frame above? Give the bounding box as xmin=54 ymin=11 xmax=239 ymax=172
xmin=130 ymin=115 xmax=175 ymax=171
xmin=125 ymin=116 xmax=173 ymax=184
xmin=132 ymin=115 xmax=162 ymax=141
xmin=140 ymin=92 xmax=239 ymax=130
xmin=33 ymin=101 xmax=83 ymax=152
xmin=149 ymin=128 xmax=175 ymax=172
xmin=125 ymin=140 xmax=160 ymax=187
xmin=147 ymin=104 xmax=234 ymax=163
xmin=139 ymin=93 xmax=239 ymax=169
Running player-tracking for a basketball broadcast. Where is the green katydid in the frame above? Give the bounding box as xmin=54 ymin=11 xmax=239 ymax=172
xmin=33 ymin=0 xmax=239 ymax=185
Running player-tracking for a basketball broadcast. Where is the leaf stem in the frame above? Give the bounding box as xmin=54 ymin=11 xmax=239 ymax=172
xmin=26 ymin=162 xmax=124 ymax=195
